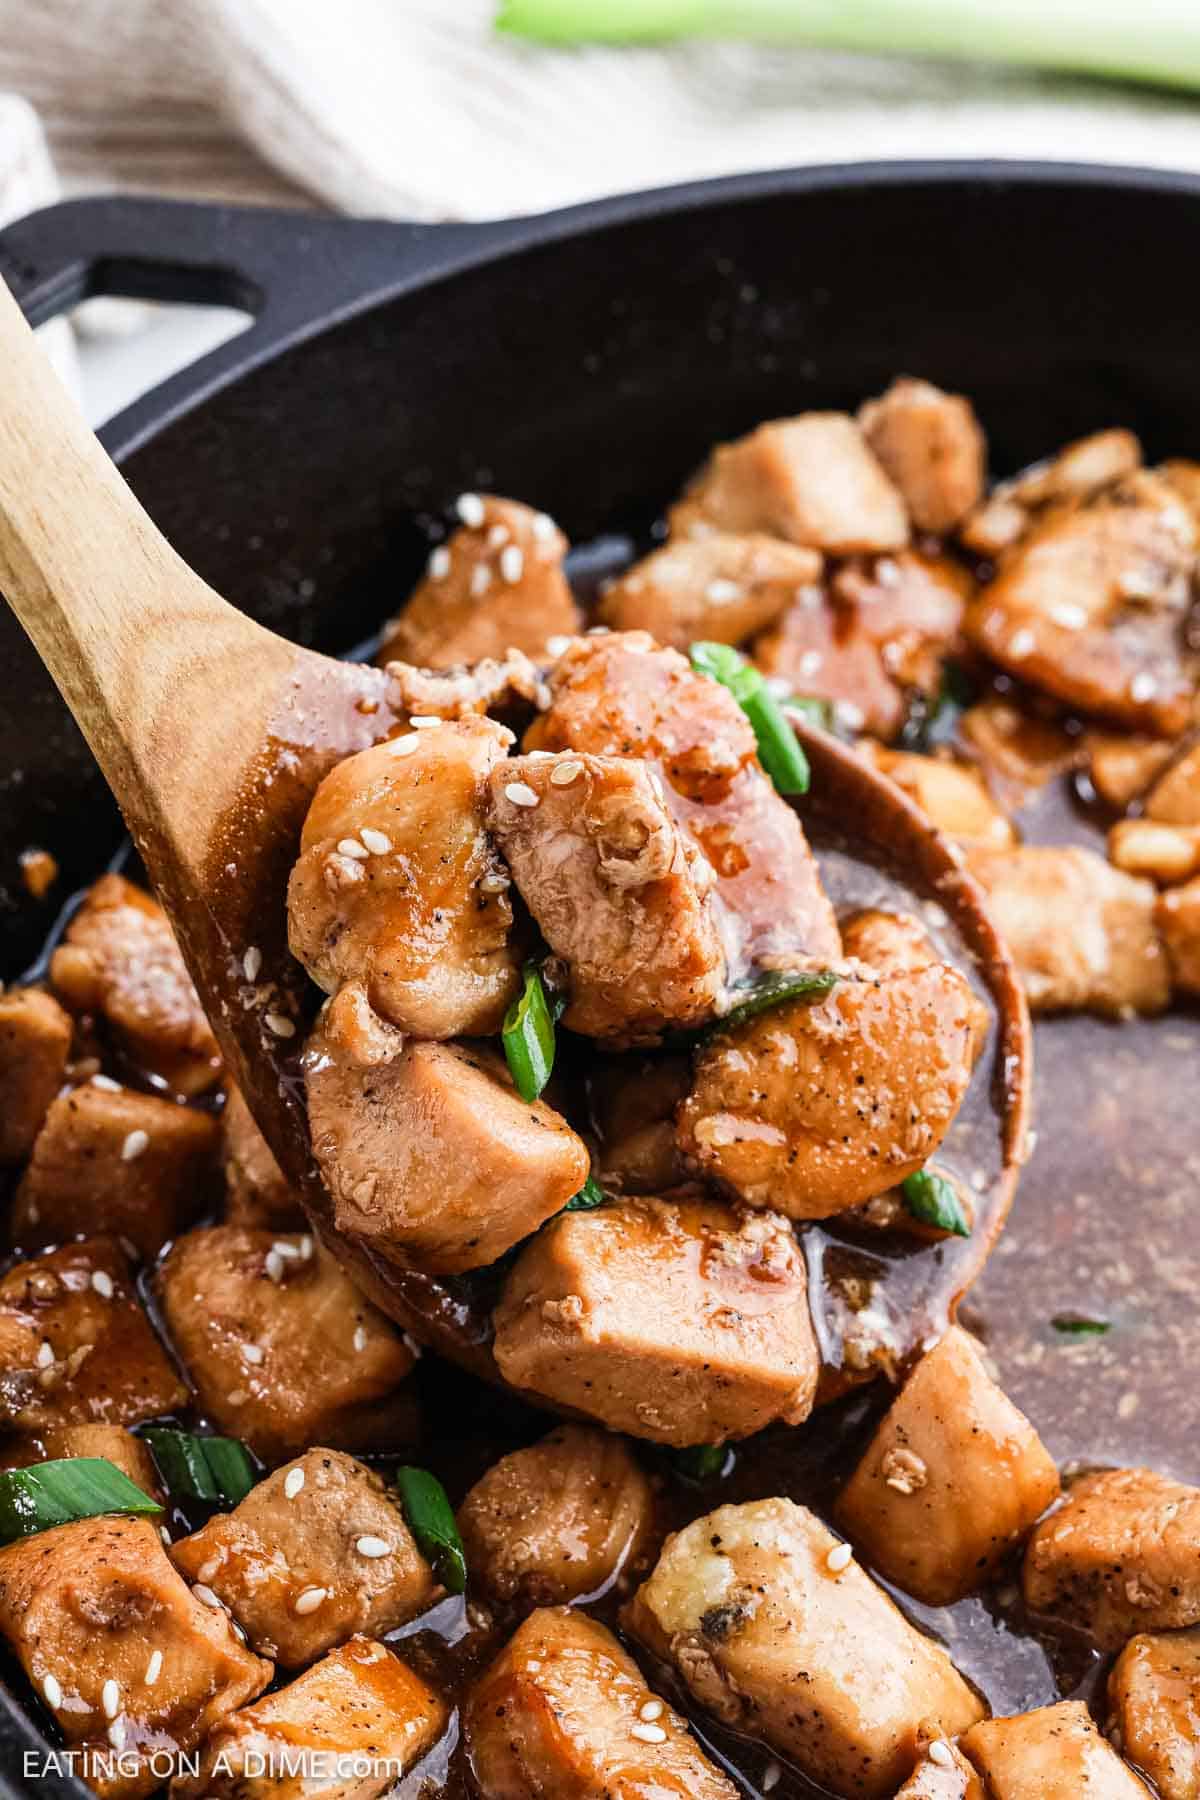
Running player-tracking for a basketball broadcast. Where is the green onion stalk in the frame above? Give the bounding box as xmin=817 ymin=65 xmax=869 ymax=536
xmin=497 ymin=0 xmax=1200 ymax=95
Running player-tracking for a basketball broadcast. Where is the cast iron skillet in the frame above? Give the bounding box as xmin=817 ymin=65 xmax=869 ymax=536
xmin=2 ymin=162 xmax=1200 ymax=1795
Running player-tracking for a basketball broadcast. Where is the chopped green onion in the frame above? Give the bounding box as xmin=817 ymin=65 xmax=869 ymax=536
xmin=496 ymin=2 xmax=1200 ymax=101
xmin=672 ymin=1444 xmax=735 ymax=1483
xmin=503 ymin=961 xmax=559 ymax=1102
xmin=689 ymin=641 xmax=810 ymax=795
xmin=142 ymin=1430 xmax=256 ymax=1506
xmin=564 ymin=1175 xmax=607 ymax=1212
xmin=901 ymin=1169 xmax=971 ymax=1238
xmin=0 ymin=1458 xmax=161 ymax=1544
xmin=718 ymin=969 xmax=838 ymax=1032
xmin=395 ymin=1467 xmax=467 ymax=1594
xmin=1052 ymin=1315 xmax=1112 ymax=1337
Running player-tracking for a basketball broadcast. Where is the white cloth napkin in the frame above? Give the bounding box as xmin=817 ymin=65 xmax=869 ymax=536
xmin=6 ymin=0 xmax=1200 ymax=232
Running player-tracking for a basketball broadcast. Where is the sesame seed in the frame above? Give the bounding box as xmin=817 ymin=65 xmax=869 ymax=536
xmin=36 ymin=1340 xmax=54 ymax=1369
xmin=273 ymin=1239 xmax=302 ymax=1259
xmin=486 ymin=523 xmax=510 ymax=548
xmin=500 ymin=544 xmax=525 ymax=585
xmin=121 ymin=1129 xmax=149 ymax=1162
xmin=409 ymin=714 xmax=442 ymax=729
xmin=1008 ymin=628 xmax=1036 ymax=660
xmin=470 ymin=563 xmax=492 ymax=597
xmin=639 ymin=1699 xmax=663 ymax=1721
xmin=826 ymin=1542 xmax=853 ymax=1573
xmin=293 ymin=1586 xmax=327 ymax=1615
xmin=101 ymin=1680 xmax=120 ymax=1720
xmin=798 ymin=649 xmax=823 ymax=678
xmin=265 ymin=1250 xmax=284 ymax=1284
xmin=284 ymin=1467 xmax=306 ymax=1500
xmin=230 ymin=1619 xmax=247 ymax=1643
xmin=478 ymin=872 xmax=511 ymax=894
xmin=336 ymin=837 xmax=369 ymax=859
xmin=160 ymin=1526 xmax=173 ymax=1548
xmin=387 ymin=733 xmax=420 ymax=757
xmin=428 ymin=546 xmax=451 ymax=579
xmin=90 ymin=1074 xmax=121 ymax=1093
xmin=42 ymin=1674 xmax=62 ymax=1710
xmin=545 ymin=634 xmax=571 ymax=656
xmin=360 ymin=827 xmax=392 ymax=855
xmin=243 ymin=946 xmax=263 ymax=982
xmin=456 ymin=492 xmax=485 ymax=528
xmin=1130 ymin=671 xmax=1158 ymax=702
xmin=353 ymin=1325 xmax=367 ymax=1352
xmin=355 ymin=1536 xmax=391 ymax=1558
xmin=107 ymin=1720 xmax=126 ymax=1751
xmin=265 ymin=1013 xmax=296 ymax=1039
xmin=193 ymin=1584 xmax=225 ymax=1610
xmin=505 ymin=782 xmax=539 ymax=808
xmin=144 ymin=1651 xmax=163 ymax=1687
xmin=197 ymin=1557 xmax=221 ymax=1585
xmin=630 ymin=1722 xmax=667 ymax=1744
xmin=763 ymin=1765 xmax=782 ymax=1793
xmin=550 ymin=760 xmax=583 ymax=786
xmin=1049 ymin=602 xmax=1087 ymax=629
xmin=928 ymin=1740 xmax=954 ymax=1769
xmin=532 ymin=512 xmax=557 ymax=542
xmin=90 ymin=1271 xmax=114 ymax=1300
xmin=241 ymin=1342 xmax=264 ymax=1365
xmin=299 ymin=1235 xmax=313 ymax=1259
xmin=705 ymin=578 xmax=742 ymax=604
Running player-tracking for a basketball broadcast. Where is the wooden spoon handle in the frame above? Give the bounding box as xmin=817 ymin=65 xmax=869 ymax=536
xmin=0 ymin=274 xmax=289 ymax=868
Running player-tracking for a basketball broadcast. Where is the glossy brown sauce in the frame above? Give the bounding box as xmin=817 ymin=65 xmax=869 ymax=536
xmin=4 ymin=538 xmax=1195 ymax=1800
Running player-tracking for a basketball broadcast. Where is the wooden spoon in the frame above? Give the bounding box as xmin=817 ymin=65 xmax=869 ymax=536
xmin=0 ymin=275 xmax=1032 ymax=1394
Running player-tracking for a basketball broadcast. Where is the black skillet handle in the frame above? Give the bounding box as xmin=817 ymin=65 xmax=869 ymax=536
xmin=0 ymin=194 xmax=501 ymax=448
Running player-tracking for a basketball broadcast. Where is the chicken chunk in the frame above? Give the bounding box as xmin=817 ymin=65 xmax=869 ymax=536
xmin=1024 ymin=1467 xmax=1200 ymax=1648
xmin=305 ymin=984 xmax=589 ymax=1274
xmin=171 ymin=1449 xmax=437 ymax=1665
xmin=457 ymin=1425 xmax=658 ymax=1613
xmin=967 ymin=471 xmax=1198 ymax=736
xmin=488 ymin=752 xmax=726 ymax=1043
xmin=493 ymin=1194 xmax=818 ymax=1447
xmin=961 ymin=696 xmax=1086 ymax=804
xmin=677 ymin=963 xmax=982 ymax=1218
xmin=961 ymin=1701 xmax=1149 ymax=1799
xmin=156 ymin=1226 xmax=416 ymax=1464
xmin=671 ymin=413 xmax=909 ymax=555
xmin=1108 ymin=1627 xmax=1200 ymax=1800
xmin=11 ymin=1082 xmax=219 ymax=1258
xmin=221 ymin=1083 xmax=303 ymax=1231
xmin=836 ymin=1327 xmax=1060 ymax=1604
xmin=0 ymin=1238 xmax=185 ymax=1437
xmin=753 ymin=551 xmax=970 ymax=739
xmin=464 ymin=1606 xmax=738 ymax=1800
xmin=1086 ymin=730 xmax=1178 ymax=810
xmin=858 ymin=377 xmax=987 ymax=533
xmin=862 ymin=746 xmax=1015 ymax=847
xmin=379 ymin=496 xmax=580 ymax=667
xmin=591 ymin=1053 xmax=690 ymax=1194
xmin=49 ymin=874 xmax=220 ymax=1096
xmin=525 ymin=633 xmax=840 ymax=975
xmin=0 ymin=987 xmax=71 ymax=1163
xmin=895 ymin=1743 xmax=986 ymax=1799
xmin=287 ymin=717 xmax=520 ymax=1038
xmin=961 ymin=427 xmax=1144 ymax=557
xmin=966 ymin=844 xmax=1170 ymax=1016
xmin=838 ymin=907 xmax=940 ymax=975
xmin=383 ymin=646 xmax=548 ymax=719
xmin=625 ymin=1497 xmax=983 ymax=1799
xmin=1147 ymin=741 xmax=1200 ymax=825
xmin=1109 ymin=819 xmax=1200 ymax=886
xmin=176 ymin=1637 xmax=447 ymax=1800
xmin=39 ymin=1422 xmax=162 ymax=1495
xmin=0 ymin=1516 xmax=271 ymax=1799
xmin=597 ymin=531 xmax=822 ymax=649
xmin=1160 ymin=875 xmax=1200 ymax=995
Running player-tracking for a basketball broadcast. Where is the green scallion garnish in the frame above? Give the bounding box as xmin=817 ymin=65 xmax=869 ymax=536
xmin=141 ymin=1430 xmax=256 ymax=1506
xmin=0 ymin=1458 xmax=161 ymax=1545
xmin=717 ymin=969 xmax=838 ymax=1032
xmin=395 ymin=1467 xmax=467 ymax=1594
xmin=1052 ymin=1315 xmax=1112 ymax=1337
xmin=689 ymin=641 xmax=811 ymax=795
xmin=672 ymin=1443 xmax=734 ymax=1483
xmin=502 ymin=961 xmax=560 ymax=1102
xmin=901 ymin=1168 xmax=971 ymax=1238
xmin=564 ymin=1175 xmax=607 ymax=1212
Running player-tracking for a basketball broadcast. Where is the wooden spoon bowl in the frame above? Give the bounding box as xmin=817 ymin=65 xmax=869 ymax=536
xmin=0 ymin=276 xmax=1031 ymax=1403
